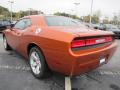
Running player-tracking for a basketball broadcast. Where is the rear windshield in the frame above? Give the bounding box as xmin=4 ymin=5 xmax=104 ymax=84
xmin=45 ymin=16 xmax=84 ymax=26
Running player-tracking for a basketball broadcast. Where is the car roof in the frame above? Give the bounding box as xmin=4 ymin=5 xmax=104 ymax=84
xmin=22 ymin=15 xmax=68 ymax=19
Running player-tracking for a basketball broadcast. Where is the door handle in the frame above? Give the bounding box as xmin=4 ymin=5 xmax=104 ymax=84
xmin=16 ymin=32 xmax=22 ymax=36
xmin=17 ymin=32 xmax=20 ymax=34
xmin=12 ymin=30 xmax=22 ymax=36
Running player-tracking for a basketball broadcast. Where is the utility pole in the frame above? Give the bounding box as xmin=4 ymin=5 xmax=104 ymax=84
xmin=28 ymin=8 xmax=32 ymax=15
xmin=90 ymin=0 xmax=93 ymax=25
xmin=8 ymin=0 xmax=14 ymax=22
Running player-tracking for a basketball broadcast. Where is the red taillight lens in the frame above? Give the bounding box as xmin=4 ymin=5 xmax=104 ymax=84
xmin=71 ymin=36 xmax=113 ymax=48
xmin=105 ymin=36 xmax=112 ymax=42
xmin=71 ymin=40 xmax=85 ymax=48
xmin=86 ymin=39 xmax=96 ymax=45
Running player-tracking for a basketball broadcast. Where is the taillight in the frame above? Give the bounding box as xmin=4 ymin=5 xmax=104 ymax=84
xmin=86 ymin=39 xmax=96 ymax=45
xmin=105 ymin=36 xmax=112 ymax=42
xmin=71 ymin=36 xmax=113 ymax=48
xmin=71 ymin=40 xmax=85 ymax=48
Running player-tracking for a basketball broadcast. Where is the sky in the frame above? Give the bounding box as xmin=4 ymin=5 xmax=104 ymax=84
xmin=0 ymin=0 xmax=120 ymax=19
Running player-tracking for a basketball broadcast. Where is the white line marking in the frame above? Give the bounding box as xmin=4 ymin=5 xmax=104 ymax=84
xmin=0 ymin=65 xmax=30 ymax=71
xmin=65 ymin=77 xmax=71 ymax=90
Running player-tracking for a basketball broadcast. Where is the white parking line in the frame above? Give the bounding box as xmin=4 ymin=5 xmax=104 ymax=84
xmin=88 ymin=70 xmax=120 ymax=76
xmin=65 ymin=77 xmax=71 ymax=90
xmin=0 ymin=65 xmax=30 ymax=71
xmin=99 ymin=71 xmax=120 ymax=76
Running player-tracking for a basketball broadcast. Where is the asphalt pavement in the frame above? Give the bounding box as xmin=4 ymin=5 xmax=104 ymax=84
xmin=0 ymin=33 xmax=120 ymax=90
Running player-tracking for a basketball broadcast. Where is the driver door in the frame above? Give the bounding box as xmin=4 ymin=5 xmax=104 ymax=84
xmin=9 ymin=18 xmax=32 ymax=50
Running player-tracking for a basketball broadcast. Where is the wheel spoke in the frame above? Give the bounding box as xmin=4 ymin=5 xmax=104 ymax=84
xmin=31 ymin=60 xmax=37 ymax=67
xmin=30 ymin=51 xmax=41 ymax=75
xmin=32 ymin=53 xmax=38 ymax=60
xmin=32 ymin=66 xmax=36 ymax=73
xmin=36 ymin=65 xmax=40 ymax=74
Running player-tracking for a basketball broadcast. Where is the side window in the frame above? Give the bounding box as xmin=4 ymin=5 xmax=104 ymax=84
xmin=14 ymin=18 xmax=32 ymax=30
xmin=24 ymin=19 xmax=32 ymax=29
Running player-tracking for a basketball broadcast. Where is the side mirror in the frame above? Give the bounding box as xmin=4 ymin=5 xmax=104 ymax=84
xmin=11 ymin=23 xmax=15 ymax=27
xmin=6 ymin=25 xmax=13 ymax=30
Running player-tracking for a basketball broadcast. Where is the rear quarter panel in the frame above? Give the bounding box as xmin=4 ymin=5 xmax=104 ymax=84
xmin=17 ymin=26 xmax=75 ymax=70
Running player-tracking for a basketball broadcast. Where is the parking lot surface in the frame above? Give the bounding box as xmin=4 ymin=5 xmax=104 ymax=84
xmin=0 ymin=33 xmax=120 ymax=90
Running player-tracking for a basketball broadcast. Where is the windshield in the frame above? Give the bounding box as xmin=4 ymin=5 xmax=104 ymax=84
xmin=45 ymin=16 xmax=85 ymax=27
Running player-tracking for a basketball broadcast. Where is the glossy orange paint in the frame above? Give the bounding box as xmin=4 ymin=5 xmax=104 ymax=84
xmin=3 ymin=15 xmax=117 ymax=76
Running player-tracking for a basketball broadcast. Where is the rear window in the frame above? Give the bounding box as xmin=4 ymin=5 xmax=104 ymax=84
xmin=45 ymin=16 xmax=82 ymax=26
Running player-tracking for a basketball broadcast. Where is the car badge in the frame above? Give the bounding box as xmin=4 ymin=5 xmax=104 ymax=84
xmin=35 ymin=28 xmax=42 ymax=34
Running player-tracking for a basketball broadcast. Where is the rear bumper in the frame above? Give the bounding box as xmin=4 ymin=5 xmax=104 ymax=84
xmin=71 ymin=41 xmax=117 ymax=76
xmin=49 ymin=41 xmax=117 ymax=76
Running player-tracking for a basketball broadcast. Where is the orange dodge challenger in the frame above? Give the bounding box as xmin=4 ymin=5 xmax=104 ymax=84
xmin=3 ymin=15 xmax=117 ymax=78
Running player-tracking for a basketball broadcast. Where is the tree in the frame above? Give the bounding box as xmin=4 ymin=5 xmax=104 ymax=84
xmin=54 ymin=12 xmax=79 ymax=19
xmin=93 ymin=10 xmax=101 ymax=18
xmin=0 ymin=6 xmax=9 ymax=20
xmin=82 ymin=15 xmax=99 ymax=23
xmin=92 ymin=15 xmax=99 ymax=23
xmin=92 ymin=10 xmax=101 ymax=23
xmin=0 ymin=6 xmax=9 ymax=14
xmin=109 ymin=12 xmax=120 ymax=25
xmin=82 ymin=15 xmax=90 ymax=23
xmin=103 ymin=17 xmax=109 ymax=24
xmin=0 ymin=5 xmax=44 ymax=20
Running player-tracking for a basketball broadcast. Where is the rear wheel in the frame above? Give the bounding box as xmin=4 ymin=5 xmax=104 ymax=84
xmin=3 ymin=36 xmax=11 ymax=50
xmin=29 ymin=47 xmax=48 ymax=79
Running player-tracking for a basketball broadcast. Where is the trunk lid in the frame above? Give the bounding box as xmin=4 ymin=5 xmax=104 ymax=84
xmin=48 ymin=26 xmax=114 ymax=37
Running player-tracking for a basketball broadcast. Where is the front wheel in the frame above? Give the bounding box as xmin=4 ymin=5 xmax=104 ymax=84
xmin=3 ymin=36 xmax=11 ymax=50
xmin=29 ymin=47 xmax=49 ymax=79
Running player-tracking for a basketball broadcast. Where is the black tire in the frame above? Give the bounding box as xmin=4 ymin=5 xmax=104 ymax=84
xmin=29 ymin=46 xmax=49 ymax=79
xmin=3 ymin=36 xmax=11 ymax=50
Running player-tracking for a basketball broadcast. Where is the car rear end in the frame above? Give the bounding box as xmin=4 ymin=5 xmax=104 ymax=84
xmin=67 ymin=34 xmax=117 ymax=76
xmin=44 ymin=16 xmax=117 ymax=76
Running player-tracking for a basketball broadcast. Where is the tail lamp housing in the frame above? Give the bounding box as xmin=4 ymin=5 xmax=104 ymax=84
xmin=71 ymin=36 xmax=113 ymax=48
